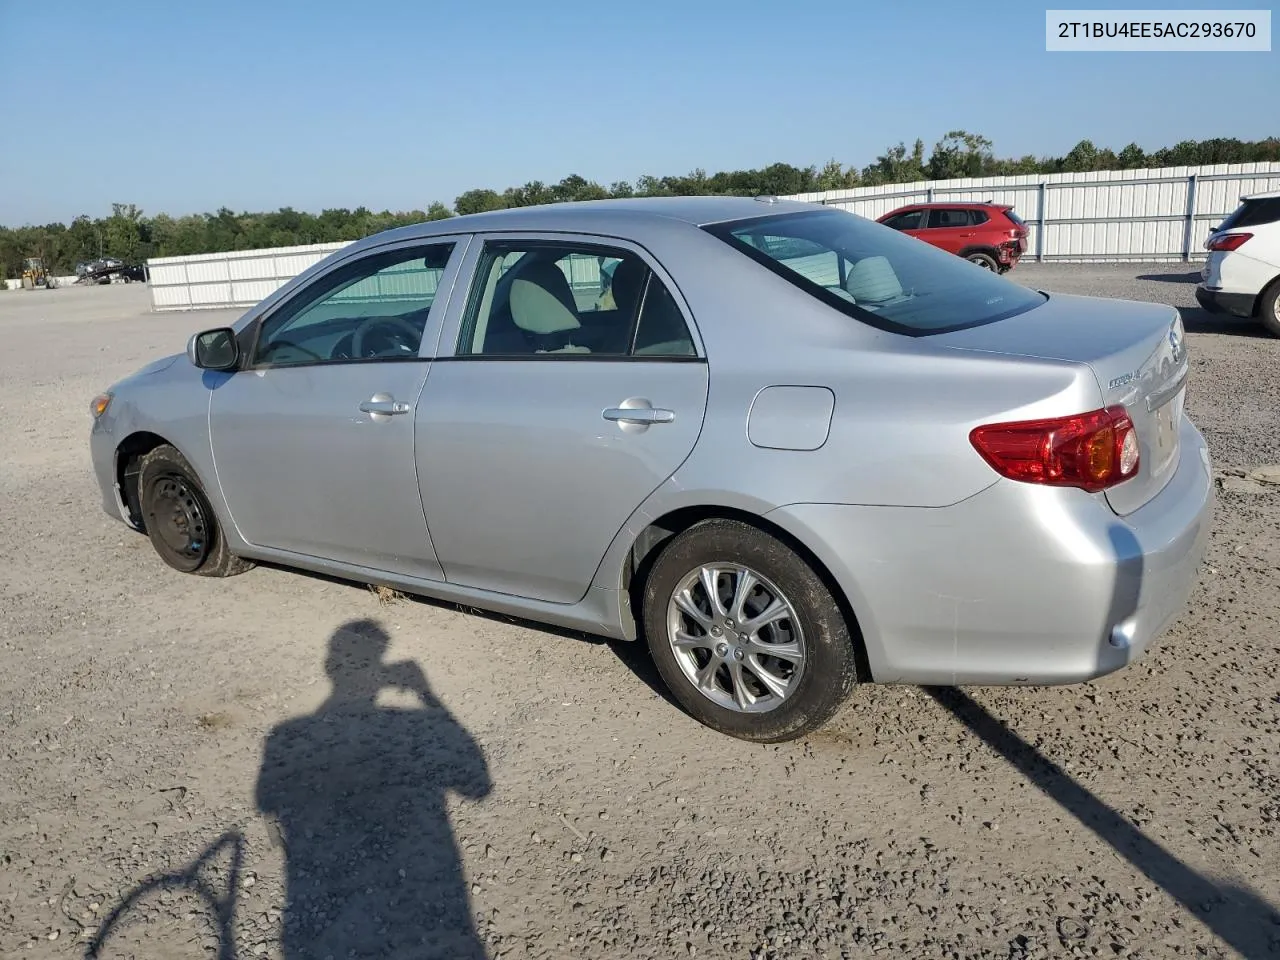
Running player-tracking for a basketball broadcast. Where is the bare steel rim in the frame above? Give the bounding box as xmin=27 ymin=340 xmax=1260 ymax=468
xmin=967 ymin=253 xmax=996 ymax=269
xmin=665 ymin=563 xmax=806 ymax=714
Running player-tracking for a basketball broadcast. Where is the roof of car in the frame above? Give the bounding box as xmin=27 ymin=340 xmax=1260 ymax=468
xmin=886 ymin=201 xmax=1012 ymax=210
xmin=346 ymin=196 xmax=824 ymax=251
xmin=1242 ymin=189 xmax=1280 ymax=200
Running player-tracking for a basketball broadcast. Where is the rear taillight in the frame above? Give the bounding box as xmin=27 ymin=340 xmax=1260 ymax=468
xmin=969 ymin=406 xmax=1139 ymax=492
xmin=1206 ymin=232 xmax=1252 ymax=252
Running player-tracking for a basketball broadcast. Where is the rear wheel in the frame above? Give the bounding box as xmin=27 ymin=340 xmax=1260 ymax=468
xmin=137 ymin=444 xmax=253 ymax=577
xmin=641 ymin=518 xmax=858 ymax=742
xmin=1258 ymin=279 xmax=1280 ymax=338
xmin=966 ymin=251 xmax=998 ymax=271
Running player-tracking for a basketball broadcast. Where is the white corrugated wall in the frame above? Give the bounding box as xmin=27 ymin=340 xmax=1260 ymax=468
xmin=144 ymin=162 xmax=1280 ymax=311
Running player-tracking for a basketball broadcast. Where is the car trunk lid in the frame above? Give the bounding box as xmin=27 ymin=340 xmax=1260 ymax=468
xmin=931 ymin=292 xmax=1188 ymax=516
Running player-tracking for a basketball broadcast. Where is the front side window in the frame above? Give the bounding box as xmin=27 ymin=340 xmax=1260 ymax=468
xmin=457 ymin=241 xmax=695 ymax=358
xmin=705 ymin=209 xmax=1046 ymax=336
xmin=881 ymin=209 xmax=924 ymax=230
xmin=254 ymin=243 xmax=455 ymax=367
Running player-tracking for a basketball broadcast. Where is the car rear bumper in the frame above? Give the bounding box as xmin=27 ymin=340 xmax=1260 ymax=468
xmin=1195 ymin=284 xmax=1255 ymax=318
xmin=767 ymin=415 xmax=1214 ymax=686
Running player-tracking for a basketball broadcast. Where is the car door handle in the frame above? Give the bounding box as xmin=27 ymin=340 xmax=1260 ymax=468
xmin=359 ymin=397 xmax=410 ymax=415
xmin=603 ymin=407 xmax=675 ymax=424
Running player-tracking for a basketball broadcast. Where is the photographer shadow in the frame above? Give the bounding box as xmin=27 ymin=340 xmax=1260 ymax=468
xmin=255 ymin=618 xmax=492 ymax=958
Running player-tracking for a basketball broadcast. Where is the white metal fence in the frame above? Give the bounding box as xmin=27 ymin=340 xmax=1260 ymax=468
xmin=142 ymin=162 xmax=1280 ymax=312
xmin=789 ymin=161 xmax=1280 ymax=263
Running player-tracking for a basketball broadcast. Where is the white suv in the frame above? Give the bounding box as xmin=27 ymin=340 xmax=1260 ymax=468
xmin=1196 ymin=191 xmax=1280 ymax=336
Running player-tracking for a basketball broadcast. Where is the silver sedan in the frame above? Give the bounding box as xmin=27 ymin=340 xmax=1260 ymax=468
xmin=88 ymin=197 xmax=1214 ymax=742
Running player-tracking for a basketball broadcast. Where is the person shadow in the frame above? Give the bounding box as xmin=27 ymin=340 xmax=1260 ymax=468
xmin=255 ymin=618 xmax=492 ymax=959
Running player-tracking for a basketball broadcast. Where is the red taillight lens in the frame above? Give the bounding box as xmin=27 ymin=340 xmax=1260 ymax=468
xmin=1206 ymin=232 xmax=1252 ymax=252
xmin=969 ymin=406 xmax=1139 ymax=492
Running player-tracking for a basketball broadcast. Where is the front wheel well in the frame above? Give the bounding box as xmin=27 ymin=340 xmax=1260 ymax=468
xmin=623 ymin=505 xmax=871 ymax=681
xmin=115 ymin=431 xmax=171 ymax=529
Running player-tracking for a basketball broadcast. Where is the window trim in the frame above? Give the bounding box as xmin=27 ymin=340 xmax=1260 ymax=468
xmin=240 ymin=236 xmax=472 ymax=371
xmin=703 ymin=209 xmax=1045 ymax=338
xmin=437 ymin=231 xmax=706 ymax=363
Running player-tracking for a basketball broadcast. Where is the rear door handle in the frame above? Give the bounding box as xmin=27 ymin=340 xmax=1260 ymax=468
xmin=603 ymin=407 xmax=675 ymax=424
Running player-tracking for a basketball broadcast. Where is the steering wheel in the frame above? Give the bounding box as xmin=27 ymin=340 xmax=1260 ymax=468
xmin=350 ymin=315 xmax=422 ymax=359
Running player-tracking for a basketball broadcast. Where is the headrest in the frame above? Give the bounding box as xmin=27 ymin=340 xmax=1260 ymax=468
xmin=509 ymin=259 xmax=581 ymax=335
xmin=844 ymin=256 xmax=904 ymax=304
xmin=609 ymin=257 xmax=647 ymax=316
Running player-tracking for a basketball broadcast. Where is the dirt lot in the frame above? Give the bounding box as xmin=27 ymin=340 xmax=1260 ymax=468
xmin=1 ymin=266 xmax=1277 ymax=960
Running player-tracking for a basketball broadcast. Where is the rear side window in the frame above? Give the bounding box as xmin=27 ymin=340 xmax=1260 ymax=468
xmin=705 ymin=209 xmax=1047 ymax=336
xmin=926 ymin=208 xmax=974 ymax=228
xmin=1218 ymin=197 xmax=1280 ymax=230
xmin=969 ymin=209 xmax=990 ymax=225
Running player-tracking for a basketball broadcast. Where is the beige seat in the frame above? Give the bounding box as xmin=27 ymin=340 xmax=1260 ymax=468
xmin=844 ymin=255 xmax=905 ymax=304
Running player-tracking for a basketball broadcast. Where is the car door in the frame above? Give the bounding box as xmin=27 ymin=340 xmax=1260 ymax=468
xmin=207 ymin=236 xmax=470 ymax=579
xmin=415 ymin=233 xmax=709 ymax=604
xmin=922 ymin=207 xmax=977 ymax=254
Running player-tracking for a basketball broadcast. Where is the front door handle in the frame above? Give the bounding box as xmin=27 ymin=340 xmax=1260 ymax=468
xmin=359 ymin=393 xmax=410 ymax=419
xmin=603 ymin=407 xmax=675 ymax=424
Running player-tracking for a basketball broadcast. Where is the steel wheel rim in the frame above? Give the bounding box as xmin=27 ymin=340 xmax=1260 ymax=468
xmin=666 ymin=563 xmax=806 ymax=714
xmin=147 ymin=473 xmax=210 ymax=568
xmin=969 ymin=255 xmax=994 ymax=269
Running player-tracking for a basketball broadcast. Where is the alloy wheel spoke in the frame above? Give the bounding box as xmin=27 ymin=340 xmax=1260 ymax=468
xmin=699 ymin=566 xmax=727 ymax=618
xmin=672 ymin=630 xmax=710 ymax=651
xmin=673 ymin=589 xmax=715 ymax=631
xmin=746 ymin=656 xmax=791 ymax=700
xmin=727 ymin=661 xmax=753 ymax=710
xmin=729 ymin=569 xmax=757 ymax=623
xmin=742 ymin=597 xmax=791 ymax=635
xmin=694 ymin=658 xmax=721 ymax=691
xmin=746 ymin=638 xmax=804 ymax=663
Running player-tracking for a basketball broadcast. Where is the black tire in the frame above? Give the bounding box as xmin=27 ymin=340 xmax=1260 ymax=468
xmin=137 ymin=444 xmax=253 ymax=577
xmin=641 ymin=518 xmax=859 ymax=743
xmin=965 ymin=251 xmax=998 ymax=271
xmin=1257 ymin=279 xmax=1280 ymax=338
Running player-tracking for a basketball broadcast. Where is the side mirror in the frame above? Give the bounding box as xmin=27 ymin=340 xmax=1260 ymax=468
xmin=187 ymin=327 xmax=239 ymax=370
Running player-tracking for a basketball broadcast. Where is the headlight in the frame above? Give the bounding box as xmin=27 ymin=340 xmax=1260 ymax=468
xmin=90 ymin=393 xmax=112 ymax=418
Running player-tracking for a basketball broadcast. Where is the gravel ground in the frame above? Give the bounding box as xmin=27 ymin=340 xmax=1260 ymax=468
xmin=0 ymin=266 xmax=1277 ymax=960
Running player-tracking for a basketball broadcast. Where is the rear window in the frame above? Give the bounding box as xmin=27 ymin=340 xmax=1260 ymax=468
xmin=1218 ymin=197 xmax=1280 ymax=230
xmin=705 ymin=208 xmax=1047 ymax=336
xmin=1003 ymin=208 xmax=1026 ymax=227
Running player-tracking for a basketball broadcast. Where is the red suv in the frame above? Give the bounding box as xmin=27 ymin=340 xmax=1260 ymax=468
xmin=876 ymin=203 xmax=1029 ymax=273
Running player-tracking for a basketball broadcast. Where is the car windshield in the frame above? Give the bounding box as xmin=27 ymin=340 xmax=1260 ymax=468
xmin=706 ymin=208 xmax=1046 ymax=335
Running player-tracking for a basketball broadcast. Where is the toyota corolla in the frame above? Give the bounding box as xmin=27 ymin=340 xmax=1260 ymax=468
xmin=89 ymin=197 xmax=1214 ymax=742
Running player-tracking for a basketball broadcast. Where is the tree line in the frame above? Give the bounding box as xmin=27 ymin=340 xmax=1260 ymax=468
xmin=4 ymin=133 xmax=1277 ymax=278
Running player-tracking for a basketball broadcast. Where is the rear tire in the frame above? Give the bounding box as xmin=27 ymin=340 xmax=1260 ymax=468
xmin=1257 ymin=279 xmax=1280 ymax=338
xmin=137 ymin=444 xmax=253 ymax=577
xmin=641 ymin=518 xmax=858 ymax=743
xmin=966 ymin=251 xmax=998 ymax=271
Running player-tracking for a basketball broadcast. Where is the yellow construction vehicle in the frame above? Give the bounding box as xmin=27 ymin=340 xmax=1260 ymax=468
xmin=21 ymin=258 xmax=55 ymax=289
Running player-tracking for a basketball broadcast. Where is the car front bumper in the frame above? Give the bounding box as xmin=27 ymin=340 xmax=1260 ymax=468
xmin=768 ymin=415 xmax=1214 ymax=686
xmin=1195 ymin=284 xmax=1255 ymax=319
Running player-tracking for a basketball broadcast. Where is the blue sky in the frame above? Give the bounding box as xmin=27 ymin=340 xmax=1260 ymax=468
xmin=2 ymin=0 xmax=1275 ymax=225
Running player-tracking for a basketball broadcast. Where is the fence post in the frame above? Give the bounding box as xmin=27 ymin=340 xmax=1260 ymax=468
xmin=926 ymin=187 xmax=935 ymax=203
xmin=1182 ymin=174 xmax=1198 ymax=262
xmin=1036 ymin=182 xmax=1048 ymax=263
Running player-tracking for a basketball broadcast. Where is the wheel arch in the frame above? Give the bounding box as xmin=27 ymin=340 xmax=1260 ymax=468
xmin=114 ymin=431 xmax=208 ymax=531
xmin=621 ymin=504 xmax=872 ymax=682
xmin=957 ymin=244 xmax=1000 ymax=262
